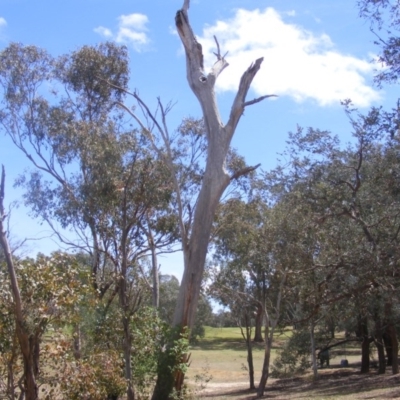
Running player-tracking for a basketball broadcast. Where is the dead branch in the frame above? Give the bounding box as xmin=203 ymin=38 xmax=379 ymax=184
xmin=230 ymin=163 xmax=261 ymax=181
xmin=226 ymin=58 xmax=275 ymax=135
xmin=244 ymin=94 xmax=277 ymax=107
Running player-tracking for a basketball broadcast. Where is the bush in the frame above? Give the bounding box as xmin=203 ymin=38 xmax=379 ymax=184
xmin=271 ymin=329 xmax=311 ymax=378
xmin=60 ymin=351 xmax=125 ymax=400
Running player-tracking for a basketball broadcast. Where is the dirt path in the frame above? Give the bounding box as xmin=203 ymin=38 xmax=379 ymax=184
xmin=196 ymin=368 xmax=400 ymax=399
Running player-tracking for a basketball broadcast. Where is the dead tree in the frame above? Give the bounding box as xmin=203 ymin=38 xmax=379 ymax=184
xmin=135 ymin=1 xmax=275 ymax=397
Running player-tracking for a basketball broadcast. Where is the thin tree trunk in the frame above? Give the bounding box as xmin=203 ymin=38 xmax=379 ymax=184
xmin=151 ymin=247 xmax=159 ymax=309
xmin=257 ymin=271 xmax=286 ymax=397
xmin=385 ymin=303 xmax=399 ymax=375
xmin=374 ymin=316 xmax=386 ymax=374
xmin=17 ymin=326 xmax=38 ymax=400
xmin=387 ymin=323 xmax=399 ymax=375
xmin=310 ymin=321 xmax=318 ymax=379
xmin=327 ymin=317 xmax=335 ymax=339
xmin=7 ymin=332 xmax=18 ymax=400
xmin=359 ymin=317 xmax=370 ymax=374
xmin=253 ymin=304 xmax=264 ymax=343
xmin=383 ymin=331 xmax=393 ymax=366
xmin=257 ymin=319 xmax=277 ymax=397
xmin=0 ymin=166 xmax=38 ymax=400
xmin=244 ymin=314 xmax=255 ymax=390
xmin=119 ymin=249 xmax=135 ymax=400
xmin=123 ymin=316 xmax=134 ymax=400
xmin=145 ymin=216 xmax=160 ymax=309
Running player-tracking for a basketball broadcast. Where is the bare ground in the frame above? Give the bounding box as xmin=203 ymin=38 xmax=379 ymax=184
xmin=196 ymin=368 xmax=400 ymax=400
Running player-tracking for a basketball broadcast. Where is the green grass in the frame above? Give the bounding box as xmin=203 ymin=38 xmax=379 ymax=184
xmin=185 ymin=327 xmax=400 ymax=400
xmin=187 ymin=327 xmax=275 ymax=384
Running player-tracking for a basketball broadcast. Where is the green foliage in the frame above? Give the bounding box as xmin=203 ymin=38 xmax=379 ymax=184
xmin=130 ymin=307 xmax=168 ymax=397
xmin=57 ymin=42 xmax=129 ymax=117
xmin=152 ymin=326 xmax=191 ymax=399
xmin=358 ymin=0 xmax=400 ymax=86
xmin=271 ymin=329 xmax=311 ymax=378
xmin=0 ymin=252 xmax=92 ymax=398
xmin=60 ymin=351 xmax=126 ymax=400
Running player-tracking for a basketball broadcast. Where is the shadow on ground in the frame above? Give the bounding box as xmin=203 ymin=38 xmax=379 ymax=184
xmin=192 ymin=339 xmax=280 ymax=352
xmin=199 ymin=368 xmax=400 ymax=399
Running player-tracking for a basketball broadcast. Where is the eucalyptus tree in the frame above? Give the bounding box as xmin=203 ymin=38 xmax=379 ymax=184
xmin=1 ymin=168 xmax=90 ymax=399
xmin=211 ymin=189 xmax=298 ymax=396
xmin=112 ymin=1 xmax=276 ymax=396
xmin=358 ymin=0 xmax=400 ymax=86
xmin=209 ymin=262 xmax=257 ymax=390
xmin=0 ymin=42 xmax=176 ymax=400
xmin=266 ymin=102 xmax=400 ymax=375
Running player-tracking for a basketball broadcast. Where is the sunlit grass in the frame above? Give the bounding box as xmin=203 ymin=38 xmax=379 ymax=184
xmin=187 ymin=327 xmax=366 ymax=386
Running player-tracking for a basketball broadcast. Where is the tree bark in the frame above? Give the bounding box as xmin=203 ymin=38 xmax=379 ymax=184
xmin=256 ymin=319 xmax=277 ymax=397
xmin=383 ymin=330 xmax=393 ymax=366
xmin=152 ymin=1 xmax=272 ymax=397
xmin=0 ymin=166 xmax=38 ymax=400
xmin=310 ymin=321 xmax=318 ymax=379
xmin=123 ymin=315 xmax=135 ymax=400
xmin=120 ymin=238 xmax=134 ymax=400
xmin=253 ymin=304 xmax=264 ymax=343
xmin=244 ymin=314 xmax=255 ymax=390
xmin=374 ymin=316 xmax=386 ymax=374
xmin=359 ymin=317 xmax=370 ymax=374
xmin=327 ymin=317 xmax=335 ymax=339
xmin=388 ymin=324 xmax=399 ymax=374
xmin=385 ymin=302 xmax=399 ymax=374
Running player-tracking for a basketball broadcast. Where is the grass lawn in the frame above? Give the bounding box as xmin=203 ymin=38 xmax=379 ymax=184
xmin=185 ymin=326 xmax=400 ymax=400
xmin=187 ymin=326 xmax=285 ymax=384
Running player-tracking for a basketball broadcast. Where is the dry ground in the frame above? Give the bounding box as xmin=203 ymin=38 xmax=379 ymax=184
xmin=195 ymin=368 xmax=400 ymax=399
xmin=185 ymin=327 xmax=400 ymax=400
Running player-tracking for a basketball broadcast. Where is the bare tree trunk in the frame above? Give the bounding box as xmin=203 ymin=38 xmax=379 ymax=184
xmin=388 ymin=324 xmax=399 ymax=375
xmin=327 ymin=317 xmax=335 ymax=339
xmin=7 ymin=333 xmax=19 ymax=400
xmin=256 ymin=271 xmax=286 ymax=397
xmin=310 ymin=321 xmax=318 ymax=380
xmin=374 ymin=316 xmax=386 ymax=374
xmin=241 ymin=314 xmax=255 ymax=390
xmin=0 ymin=166 xmax=38 ymax=400
xmin=145 ymin=217 xmax=160 ymax=308
xmin=123 ymin=316 xmax=134 ymax=400
xmin=253 ymin=304 xmax=264 ymax=343
xmin=257 ymin=324 xmax=274 ymax=397
xmin=383 ymin=330 xmax=393 ymax=366
xmin=120 ymin=241 xmax=135 ymax=400
xmin=359 ymin=316 xmax=370 ymax=374
xmin=151 ymin=1 xmax=273 ymax=397
xmin=151 ymin=253 xmax=159 ymax=309
xmin=385 ymin=303 xmax=399 ymax=375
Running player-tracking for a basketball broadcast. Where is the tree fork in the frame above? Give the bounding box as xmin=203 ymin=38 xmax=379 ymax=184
xmin=151 ymin=0 xmax=274 ymax=397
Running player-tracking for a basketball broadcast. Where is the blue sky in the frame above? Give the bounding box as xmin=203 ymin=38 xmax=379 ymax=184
xmin=0 ymin=0 xmax=397 ymax=279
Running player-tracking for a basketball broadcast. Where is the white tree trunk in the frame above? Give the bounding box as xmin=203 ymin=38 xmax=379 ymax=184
xmin=173 ymin=0 xmax=272 ymax=333
xmin=152 ymin=2 xmax=274 ymax=397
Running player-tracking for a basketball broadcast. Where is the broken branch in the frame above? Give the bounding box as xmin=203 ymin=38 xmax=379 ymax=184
xmin=230 ymin=163 xmax=261 ymax=181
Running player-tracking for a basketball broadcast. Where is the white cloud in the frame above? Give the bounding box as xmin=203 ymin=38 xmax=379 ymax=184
xmin=93 ymin=26 xmax=112 ymax=38
xmin=0 ymin=17 xmax=7 ymax=40
xmin=118 ymin=14 xmax=148 ymax=31
xmin=94 ymin=13 xmax=150 ymax=52
xmin=197 ymin=8 xmax=380 ymax=107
